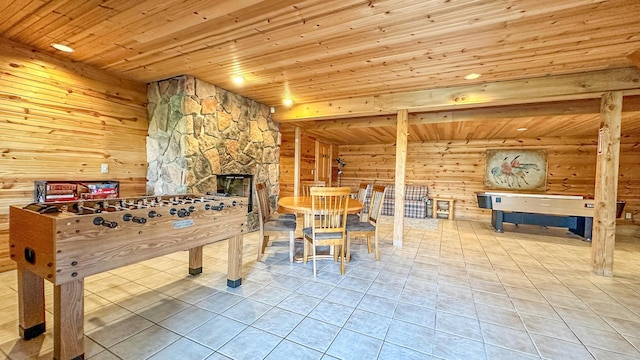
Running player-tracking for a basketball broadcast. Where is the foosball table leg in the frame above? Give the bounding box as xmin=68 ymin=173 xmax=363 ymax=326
xmin=17 ymin=268 xmax=45 ymax=340
xmin=227 ymin=235 xmax=243 ymax=288
xmin=189 ymin=246 xmax=203 ymax=275
xmin=54 ymin=279 xmax=84 ymax=360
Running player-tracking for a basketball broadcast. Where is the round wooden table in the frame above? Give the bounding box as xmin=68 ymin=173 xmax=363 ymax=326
xmin=277 ymin=196 xmax=363 ymax=262
xmin=278 ymin=196 xmax=363 ymax=227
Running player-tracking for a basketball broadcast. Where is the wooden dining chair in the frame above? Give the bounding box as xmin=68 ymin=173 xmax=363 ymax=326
xmin=347 ymin=183 xmax=369 ymax=222
xmin=256 ymin=181 xmax=296 ymax=222
xmin=302 ymin=186 xmax=351 ymax=277
xmin=346 ymin=185 xmax=386 ymax=261
xmin=255 ymin=182 xmax=297 ymax=262
xmin=300 ymin=180 xmax=325 ymax=196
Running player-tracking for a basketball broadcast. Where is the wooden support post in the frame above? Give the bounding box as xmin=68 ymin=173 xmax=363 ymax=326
xmin=393 ymin=109 xmax=408 ymax=247
xmin=188 ymin=246 xmax=203 ymax=275
xmin=328 ymin=144 xmax=333 ymax=186
xmin=227 ymin=235 xmax=243 ymax=287
xmin=294 ymin=127 xmax=301 ymax=197
xmin=17 ymin=268 xmax=45 ymax=340
xmin=591 ymin=91 xmax=622 ymax=276
xmin=314 ymin=140 xmax=320 ymax=181
xmin=54 ymin=280 xmax=84 ymax=360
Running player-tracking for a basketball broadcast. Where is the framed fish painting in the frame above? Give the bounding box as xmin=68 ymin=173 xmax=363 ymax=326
xmin=484 ymin=149 xmax=548 ymax=191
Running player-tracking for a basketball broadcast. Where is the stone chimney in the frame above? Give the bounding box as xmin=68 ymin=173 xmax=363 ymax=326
xmin=146 ymin=75 xmax=281 ymax=230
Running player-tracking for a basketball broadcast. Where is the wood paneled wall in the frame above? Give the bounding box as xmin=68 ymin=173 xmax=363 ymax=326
xmin=338 ymin=137 xmax=640 ymax=223
xmin=279 ymin=126 xmax=318 ymax=198
xmin=0 ymin=39 xmax=148 ymax=271
xmin=279 ymin=125 xmax=340 ymax=197
xmin=300 ymin=133 xmax=317 ymax=184
xmin=279 ymin=126 xmax=296 ymax=197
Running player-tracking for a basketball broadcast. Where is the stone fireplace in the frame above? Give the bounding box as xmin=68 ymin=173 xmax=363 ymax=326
xmin=146 ymin=75 xmax=281 ymax=230
xmin=215 ymin=174 xmax=254 ymax=212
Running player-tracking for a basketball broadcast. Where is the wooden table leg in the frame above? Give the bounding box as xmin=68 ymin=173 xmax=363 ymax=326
xmin=227 ymin=235 xmax=243 ymax=288
xmin=54 ymin=279 xmax=84 ymax=360
xmin=188 ymin=246 xmax=203 ymax=275
xmin=17 ymin=268 xmax=45 ymax=340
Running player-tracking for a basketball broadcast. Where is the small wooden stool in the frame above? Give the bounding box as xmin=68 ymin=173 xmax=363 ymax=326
xmin=432 ymin=198 xmax=455 ymax=220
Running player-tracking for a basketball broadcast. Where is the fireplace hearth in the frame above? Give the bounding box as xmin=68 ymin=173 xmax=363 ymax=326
xmin=215 ymin=174 xmax=253 ymax=212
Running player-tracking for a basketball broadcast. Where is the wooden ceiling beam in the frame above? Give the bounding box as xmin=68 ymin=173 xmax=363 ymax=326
xmin=294 ymin=115 xmax=398 ymax=130
xmin=294 ymin=96 xmax=640 ymax=130
xmin=273 ymin=67 xmax=640 ymax=121
xmin=296 ymin=108 xmax=536 ymax=130
xmin=410 ymin=100 xmax=600 ymax=125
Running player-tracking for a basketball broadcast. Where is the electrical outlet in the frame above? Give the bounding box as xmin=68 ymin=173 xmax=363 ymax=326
xmin=100 ymin=164 xmax=109 ymax=174
xmin=625 ymin=212 xmax=632 ymax=220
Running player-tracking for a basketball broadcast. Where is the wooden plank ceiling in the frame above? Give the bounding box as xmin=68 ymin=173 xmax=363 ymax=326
xmin=1 ymin=0 xmax=640 ymax=144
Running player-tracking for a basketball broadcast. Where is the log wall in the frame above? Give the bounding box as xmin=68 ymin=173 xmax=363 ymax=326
xmin=279 ymin=125 xmax=341 ymax=197
xmin=279 ymin=126 xmax=296 ymax=197
xmin=279 ymin=126 xmax=317 ymax=198
xmin=300 ymin=132 xmax=317 ymax=184
xmin=0 ymin=39 xmax=148 ymax=271
xmin=338 ymin=137 xmax=640 ymax=223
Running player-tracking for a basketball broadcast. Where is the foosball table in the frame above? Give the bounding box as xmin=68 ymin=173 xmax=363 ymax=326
xmin=9 ymin=194 xmax=248 ymax=360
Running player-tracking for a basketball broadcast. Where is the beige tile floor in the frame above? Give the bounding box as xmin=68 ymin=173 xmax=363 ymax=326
xmin=0 ymin=219 xmax=639 ymax=359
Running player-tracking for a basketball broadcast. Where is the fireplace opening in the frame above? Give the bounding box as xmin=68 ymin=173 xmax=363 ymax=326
xmin=214 ymin=174 xmax=253 ymax=212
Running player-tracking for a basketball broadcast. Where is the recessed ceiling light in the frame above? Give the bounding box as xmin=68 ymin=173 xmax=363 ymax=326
xmin=464 ymin=73 xmax=481 ymax=80
xmin=283 ymin=98 xmax=293 ymax=107
xmin=232 ymin=75 xmax=245 ymax=85
xmin=517 ymin=127 xmax=528 ymax=131
xmin=51 ymin=43 xmax=74 ymax=53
